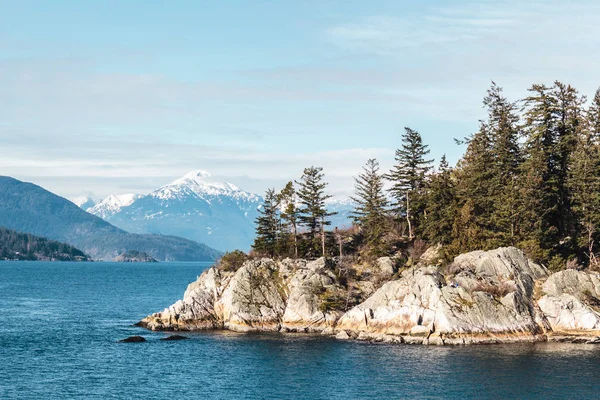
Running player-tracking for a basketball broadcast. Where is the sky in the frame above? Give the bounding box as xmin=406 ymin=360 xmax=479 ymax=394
xmin=1 ymin=0 xmax=600 ymax=200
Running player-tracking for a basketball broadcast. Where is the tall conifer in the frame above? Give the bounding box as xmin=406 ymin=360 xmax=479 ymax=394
xmin=386 ymin=127 xmax=433 ymax=240
xmin=351 ymin=158 xmax=389 ymax=256
xmin=423 ymin=155 xmax=456 ymax=246
xmin=253 ymin=189 xmax=281 ymax=257
xmin=278 ymin=181 xmax=299 ymax=258
xmin=296 ymin=166 xmax=336 ymax=257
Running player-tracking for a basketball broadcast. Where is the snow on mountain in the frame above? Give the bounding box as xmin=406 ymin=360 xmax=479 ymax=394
xmin=325 ymin=197 xmax=355 ymax=229
xmin=153 ymin=170 xmax=261 ymax=205
xmin=70 ymin=196 xmax=97 ymax=211
xmin=88 ymin=171 xmax=263 ymax=252
xmin=88 ymin=193 xmax=144 ymax=219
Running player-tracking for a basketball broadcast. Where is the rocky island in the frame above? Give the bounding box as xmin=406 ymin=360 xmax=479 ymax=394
xmin=114 ymin=250 xmax=158 ymax=263
xmin=137 ymin=247 xmax=600 ymax=345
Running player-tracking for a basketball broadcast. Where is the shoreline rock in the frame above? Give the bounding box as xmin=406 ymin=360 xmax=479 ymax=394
xmin=137 ymin=247 xmax=600 ymax=345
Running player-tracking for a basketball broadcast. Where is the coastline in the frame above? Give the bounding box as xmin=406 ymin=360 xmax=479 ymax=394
xmin=137 ymin=247 xmax=600 ymax=345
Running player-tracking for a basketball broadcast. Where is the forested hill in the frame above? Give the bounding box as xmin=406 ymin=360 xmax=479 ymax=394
xmin=0 ymin=227 xmax=90 ymax=261
xmin=0 ymin=176 xmax=222 ymax=261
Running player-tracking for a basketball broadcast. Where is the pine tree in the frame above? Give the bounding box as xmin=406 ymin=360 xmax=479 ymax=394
xmin=569 ymin=88 xmax=600 ymax=266
xmin=296 ymin=166 xmax=336 ymax=257
xmin=385 ymin=127 xmax=433 ymax=240
xmin=519 ymin=84 xmax=558 ymax=261
xmin=252 ymin=188 xmax=280 ymax=257
xmin=278 ymin=181 xmax=299 ymax=258
xmin=484 ymin=82 xmax=523 ymax=246
xmin=519 ymin=82 xmax=586 ymax=262
xmin=423 ymin=155 xmax=456 ymax=246
xmin=554 ymin=82 xmax=586 ymax=243
xmin=450 ymin=124 xmax=496 ymax=254
xmin=351 ymin=158 xmax=389 ymax=256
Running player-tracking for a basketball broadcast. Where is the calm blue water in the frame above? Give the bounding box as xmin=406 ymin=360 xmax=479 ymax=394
xmin=1 ymin=261 xmax=599 ymax=399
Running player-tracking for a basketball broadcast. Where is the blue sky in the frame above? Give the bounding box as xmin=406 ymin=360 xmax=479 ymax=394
xmin=1 ymin=0 xmax=599 ymax=199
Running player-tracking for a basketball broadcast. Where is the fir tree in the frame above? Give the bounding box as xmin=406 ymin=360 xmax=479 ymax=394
xmin=423 ymin=155 xmax=456 ymax=246
xmin=519 ymin=82 xmax=586 ymax=262
xmin=351 ymin=158 xmax=389 ymax=256
xmin=553 ymin=82 xmax=586 ymax=243
xmin=386 ymin=127 xmax=433 ymax=240
xmin=484 ymin=82 xmax=523 ymax=246
xmin=296 ymin=166 xmax=336 ymax=257
xmin=569 ymin=88 xmax=600 ymax=266
xmin=252 ymin=188 xmax=280 ymax=257
xmin=450 ymin=124 xmax=496 ymax=254
xmin=278 ymin=181 xmax=299 ymax=258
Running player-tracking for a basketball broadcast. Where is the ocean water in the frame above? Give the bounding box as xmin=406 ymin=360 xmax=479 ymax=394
xmin=1 ymin=261 xmax=599 ymax=399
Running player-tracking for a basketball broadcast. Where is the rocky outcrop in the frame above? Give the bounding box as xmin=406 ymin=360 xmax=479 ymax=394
xmin=114 ymin=250 xmax=158 ymax=263
xmin=538 ymin=269 xmax=600 ymax=334
xmin=335 ymin=247 xmax=551 ymax=344
xmin=137 ymin=247 xmax=600 ymax=344
xmin=138 ymin=257 xmax=347 ymax=333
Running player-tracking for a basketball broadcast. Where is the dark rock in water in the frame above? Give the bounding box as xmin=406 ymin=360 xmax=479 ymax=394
xmin=119 ymin=335 xmax=146 ymax=343
xmin=160 ymin=335 xmax=189 ymax=341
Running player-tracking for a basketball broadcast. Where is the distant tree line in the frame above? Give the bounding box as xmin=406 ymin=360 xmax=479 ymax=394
xmin=253 ymin=82 xmax=600 ymax=270
xmin=0 ymin=227 xmax=90 ymax=261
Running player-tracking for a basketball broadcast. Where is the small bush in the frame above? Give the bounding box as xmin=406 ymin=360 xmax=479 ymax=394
xmin=548 ymin=255 xmax=566 ymax=272
xmin=215 ymin=250 xmax=250 ymax=272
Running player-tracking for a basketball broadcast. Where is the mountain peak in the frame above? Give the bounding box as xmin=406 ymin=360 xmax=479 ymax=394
xmin=170 ymin=170 xmax=241 ymax=195
xmin=181 ymin=169 xmax=212 ymax=180
xmin=88 ymin=193 xmax=143 ymax=219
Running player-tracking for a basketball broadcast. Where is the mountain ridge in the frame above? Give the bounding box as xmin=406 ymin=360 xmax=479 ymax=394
xmin=0 ymin=176 xmax=221 ymax=261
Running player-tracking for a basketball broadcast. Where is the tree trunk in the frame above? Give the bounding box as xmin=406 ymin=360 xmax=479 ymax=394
xmin=406 ymin=191 xmax=413 ymax=240
xmin=321 ymin=217 xmax=326 ymax=257
xmin=293 ymin=222 xmax=298 ymax=259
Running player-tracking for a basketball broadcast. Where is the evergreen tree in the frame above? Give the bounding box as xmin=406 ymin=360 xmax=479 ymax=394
xmin=278 ymin=181 xmax=299 ymax=258
xmin=484 ymin=82 xmax=523 ymax=246
xmin=386 ymin=127 xmax=433 ymax=240
xmin=553 ymin=82 xmax=586 ymax=243
xmin=519 ymin=82 xmax=586 ymax=262
xmin=423 ymin=155 xmax=456 ymax=246
xmin=296 ymin=166 xmax=336 ymax=257
xmin=252 ymin=188 xmax=280 ymax=257
xmin=569 ymin=88 xmax=600 ymax=266
xmin=450 ymin=123 xmax=496 ymax=254
xmin=519 ymin=84 xmax=558 ymax=261
xmin=351 ymin=158 xmax=389 ymax=256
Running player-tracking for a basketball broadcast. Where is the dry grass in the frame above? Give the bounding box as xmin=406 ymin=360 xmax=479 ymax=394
xmin=471 ymin=281 xmax=517 ymax=298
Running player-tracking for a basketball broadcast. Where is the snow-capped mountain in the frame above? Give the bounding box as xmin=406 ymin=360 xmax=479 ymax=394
xmin=325 ymin=197 xmax=355 ymax=229
xmin=88 ymin=170 xmax=263 ymax=252
xmin=83 ymin=170 xmax=355 ymax=252
xmin=71 ymin=196 xmax=97 ymax=211
xmin=88 ymin=193 xmax=144 ymax=220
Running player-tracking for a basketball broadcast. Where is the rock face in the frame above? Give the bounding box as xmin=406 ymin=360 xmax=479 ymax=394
xmin=138 ymin=247 xmax=600 ymax=344
xmin=336 ymin=247 xmax=551 ymax=344
xmin=138 ymin=258 xmax=346 ymax=333
xmin=538 ymin=270 xmax=600 ymax=332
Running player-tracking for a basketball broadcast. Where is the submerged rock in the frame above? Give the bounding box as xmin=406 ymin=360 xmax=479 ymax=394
xmin=119 ymin=335 xmax=146 ymax=343
xmin=137 ymin=247 xmax=600 ymax=344
xmin=160 ymin=335 xmax=189 ymax=341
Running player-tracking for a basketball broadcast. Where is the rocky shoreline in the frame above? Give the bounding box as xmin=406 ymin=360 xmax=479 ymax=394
xmin=137 ymin=247 xmax=600 ymax=345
